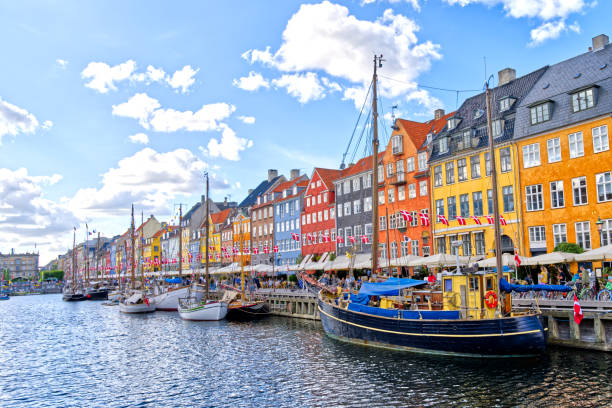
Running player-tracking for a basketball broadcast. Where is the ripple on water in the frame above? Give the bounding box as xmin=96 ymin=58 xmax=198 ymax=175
xmin=1 ymin=295 xmax=611 ymax=407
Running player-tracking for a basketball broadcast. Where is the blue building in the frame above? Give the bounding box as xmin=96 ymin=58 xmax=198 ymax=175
xmin=273 ymin=172 xmax=309 ymax=268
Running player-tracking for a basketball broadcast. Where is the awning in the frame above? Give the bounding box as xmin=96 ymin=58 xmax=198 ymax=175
xmin=359 ymin=277 xmax=427 ymax=296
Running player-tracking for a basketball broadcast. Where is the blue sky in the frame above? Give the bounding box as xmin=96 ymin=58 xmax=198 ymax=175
xmin=0 ymin=0 xmax=605 ymax=263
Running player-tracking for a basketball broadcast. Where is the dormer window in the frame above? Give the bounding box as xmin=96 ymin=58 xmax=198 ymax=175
xmin=571 ymin=87 xmax=595 ymax=113
xmin=293 ymin=186 xmax=297 ymax=195
xmin=282 ymin=190 xmax=287 ymax=198
xmin=474 ymin=109 xmax=484 ymax=120
xmin=492 ymin=119 xmax=504 ymax=138
xmin=426 ymin=133 xmax=433 ymax=144
xmin=529 ymin=102 xmax=552 ymax=125
xmin=447 ymin=117 xmax=460 ymax=130
xmin=439 ymin=137 xmax=448 ymax=153
xmin=391 ymin=134 xmax=403 ymax=155
xmin=257 ymin=196 xmax=261 ymax=205
xmin=499 ymin=97 xmax=515 ymax=112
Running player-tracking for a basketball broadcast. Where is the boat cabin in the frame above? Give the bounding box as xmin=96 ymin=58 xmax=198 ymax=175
xmin=441 ymin=270 xmax=511 ymax=319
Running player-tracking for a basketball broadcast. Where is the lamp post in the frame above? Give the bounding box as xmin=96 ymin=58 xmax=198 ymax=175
xmin=596 ymin=217 xmax=604 ymax=247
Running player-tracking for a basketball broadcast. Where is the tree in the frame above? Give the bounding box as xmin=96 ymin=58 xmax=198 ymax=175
xmin=553 ymin=242 xmax=584 ymax=254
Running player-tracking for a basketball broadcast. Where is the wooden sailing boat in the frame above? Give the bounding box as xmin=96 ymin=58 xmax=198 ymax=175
xmin=63 ymin=226 xmax=86 ymax=301
xmin=317 ymin=55 xmax=546 ymax=357
xmin=178 ymin=172 xmax=228 ymax=320
xmin=119 ymin=204 xmax=156 ymax=313
xmin=85 ymin=230 xmax=109 ymax=300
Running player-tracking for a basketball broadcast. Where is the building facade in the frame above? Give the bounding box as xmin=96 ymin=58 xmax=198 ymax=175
xmin=273 ymin=172 xmax=308 ymax=267
xmin=0 ymin=250 xmax=39 ymax=279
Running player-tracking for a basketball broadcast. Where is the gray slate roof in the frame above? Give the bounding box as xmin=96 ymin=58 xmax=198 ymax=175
xmin=238 ymin=176 xmax=282 ymax=208
xmin=429 ymin=66 xmax=547 ymax=163
xmin=515 ymin=43 xmax=612 ymax=140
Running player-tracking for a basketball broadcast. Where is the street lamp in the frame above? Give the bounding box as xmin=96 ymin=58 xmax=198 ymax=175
xmin=596 ymin=217 xmax=604 ymax=246
xmin=451 ymin=240 xmax=463 ymax=274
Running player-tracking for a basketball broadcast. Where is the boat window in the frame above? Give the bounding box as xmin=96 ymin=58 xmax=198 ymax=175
xmin=444 ymin=279 xmax=452 ymax=292
xmin=469 ymin=277 xmax=479 ymax=290
xmin=486 ymin=277 xmax=493 ymax=290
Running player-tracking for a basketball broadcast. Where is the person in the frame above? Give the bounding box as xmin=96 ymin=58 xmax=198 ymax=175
xmin=538 ymin=266 xmax=548 ymax=285
xmin=558 ymin=267 xmax=571 ymax=284
xmin=525 ymin=273 xmax=533 ymax=285
xmin=427 ymin=272 xmax=436 ymax=284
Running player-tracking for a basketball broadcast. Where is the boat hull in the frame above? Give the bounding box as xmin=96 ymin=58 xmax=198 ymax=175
xmin=62 ymin=293 xmax=86 ymax=301
xmin=178 ymin=301 xmax=228 ymax=321
xmin=226 ymin=301 xmax=271 ymax=321
xmin=85 ymin=289 xmax=109 ymax=300
xmin=151 ymin=287 xmax=191 ymax=311
xmin=0 ymin=295 xmax=9 ymax=300
xmin=119 ymin=302 xmax=156 ymax=314
xmin=318 ymin=295 xmax=546 ymax=358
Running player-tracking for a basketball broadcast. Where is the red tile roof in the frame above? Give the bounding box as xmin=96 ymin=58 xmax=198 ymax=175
xmin=313 ymin=167 xmax=342 ymax=189
xmin=396 ymin=111 xmax=455 ymax=150
xmin=338 ymin=152 xmax=384 ymax=179
xmin=210 ymin=208 xmax=233 ymax=225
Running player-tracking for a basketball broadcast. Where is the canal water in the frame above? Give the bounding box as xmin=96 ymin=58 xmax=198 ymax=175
xmin=1 ymin=295 xmax=610 ymax=407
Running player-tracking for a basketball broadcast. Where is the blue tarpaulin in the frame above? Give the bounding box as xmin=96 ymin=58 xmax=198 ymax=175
xmin=347 ymin=303 xmax=460 ymax=320
xmin=358 ymin=278 xmax=426 ymax=296
xmin=164 ymin=277 xmax=182 ymax=284
xmin=499 ymin=278 xmax=571 ymax=293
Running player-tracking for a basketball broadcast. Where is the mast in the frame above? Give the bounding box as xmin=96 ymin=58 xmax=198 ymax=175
xmin=141 ymin=211 xmax=144 ymax=287
xmin=485 ymin=82 xmax=504 ymax=313
xmin=85 ymin=223 xmax=89 ymax=285
xmin=72 ymin=228 xmax=76 ymax=291
xmin=131 ymin=204 xmax=135 ymax=290
xmin=205 ymin=173 xmax=210 ymax=301
xmin=178 ymin=204 xmax=183 ymax=279
xmin=95 ymin=231 xmax=100 ymax=280
xmin=385 ymin=207 xmax=391 ymax=274
xmin=371 ymin=54 xmax=383 ymax=276
xmin=240 ymin=219 xmax=245 ymax=301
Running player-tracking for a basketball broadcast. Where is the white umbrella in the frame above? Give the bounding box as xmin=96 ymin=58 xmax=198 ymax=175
xmin=574 ymin=244 xmax=612 ymax=261
xmin=520 ymin=251 xmax=576 ymax=266
xmin=476 ymin=253 xmax=528 ymax=268
xmin=407 ymin=253 xmax=473 ymax=267
xmin=392 ymin=255 xmax=425 ymax=267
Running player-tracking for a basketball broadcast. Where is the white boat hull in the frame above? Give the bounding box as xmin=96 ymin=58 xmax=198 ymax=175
xmin=178 ymin=301 xmax=228 ymax=321
xmin=108 ymin=291 xmax=121 ymax=302
xmin=151 ymin=287 xmax=191 ymax=311
xmin=119 ymin=302 xmax=156 ymax=314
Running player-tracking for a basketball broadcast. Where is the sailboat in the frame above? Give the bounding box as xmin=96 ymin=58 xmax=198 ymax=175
xmin=85 ymin=230 xmax=109 ymax=300
xmin=119 ymin=205 xmax=156 ymax=313
xmin=63 ymin=227 xmax=86 ymax=301
xmin=178 ymin=173 xmax=228 ymax=321
xmin=317 ymin=55 xmax=546 ymax=357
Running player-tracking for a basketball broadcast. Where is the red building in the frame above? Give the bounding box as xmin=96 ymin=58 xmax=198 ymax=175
xmin=301 ymin=168 xmax=342 ymax=258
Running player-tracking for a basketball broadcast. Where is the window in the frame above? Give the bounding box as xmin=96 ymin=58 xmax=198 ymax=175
xmin=550 ymin=181 xmax=565 ymax=208
xmin=525 ymin=184 xmax=543 ymax=211
xmin=336 ymin=228 xmax=343 ymax=247
xmin=445 ymin=162 xmax=455 ymax=184
xmin=596 ymin=172 xmax=612 ymax=202
xmin=572 ymin=176 xmax=588 ymax=206
xmin=352 ymin=178 xmax=360 ymax=192
xmin=487 ymin=189 xmax=493 ymax=215
xmin=392 ymin=134 xmax=403 ymax=154
xmin=575 ymin=221 xmax=591 ymax=250
xmin=344 ymin=202 xmax=351 ymax=216
xmin=419 ymin=180 xmax=427 ymax=196
xmin=435 ymin=199 xmax=444 ymax=218
xmin=496 ymin=147 xmax=510 ymax=173
xmin=434 ymin=165 xmax=443 ymax=187
xmin=401 ymin=239 xmax=409 ymax=257
xmin=378 ymin=190 xmax=385 ymax=205
xmin=474 ymin=232 xmax=485 ymax=255
xmin=337 ymin=204 xmax=343 ymax=218
xmin=568 ymin=132 xmax=584 ymax=158
xmin=485 ymin=152 xmax=492 ymax=176
xmin=387 ymin=163 xmax=394 ymax=177
xmin=492 ymin=119 xmax=504 ymax=138
xmin=472 ymin=191 xmax=483 ymax=216
xmin=547 ymin=138 xmax=561 ymax=163
xmin=600 ymin=219 xmax=612 ymax=246
xmin=499 ymin=97 xmax=513 ymax=112
xmin=571 ymin=88 xmax=594 ymax=112
xmin=329 ymin=208 xmax=334 ymax=220
xmin=389 ymin=213 xmax=397 ymax=229
xmin=396 ymin=212 xmax=406 ymax=229
xmin=345 ymin=227 xmax=352 ymax=246
xmin=411 ymin=240 xmax=420 ymax=256
xmin=523 ymin=143 xmax=541 ymax=168
xmin=449 ymin=235 xmax=459 ymax=255
xmin=379 ymin=216 xmax=386 ymax=231
xmin=418 ymin=152 xmax=427 ymax=171
xmin=353 ymin=199 xmax=361 ymax=214
xmin=323 ymin=192 xmax=328 ymax=202
xmin=530 ymin=102 xmax=550 ymax=125
xmin=317 ymin=180 xmax=321 ymax=187
xmin=593 ymin=125 xmax=609 ymax=153
xmin=410 ymin=211 xmax=418 ymax=227
xmin=553 ymin=224 xmax=567 ymax=246
xmin=406 ymin=157 xmax=415 ymax=172
xmin=324 ymin=210 xmax=328 ymax=221
xmin=387 ymin=188 xmax=395 ymax=203
xmin=390 ymin=241 xmax=398 ymax=259
xmin=457 ymin=158 xmax=467 ymax=181
xmin=377 ymin=165 xmax=384 ymax=183
xmin=447 ymin=196 xmax=457 ymax=220
xmin=396 ymin=160 xmax=404 ymax=178
xmin=363 ymin=173 xmax=371 ymax=189
xmin=470 ymin=155 xmax=481 ymax=179
xmin=317 ymin=195 xmax=321 ymax=205
xmin=436 ymin=237 xmax=447 ymax=254
xmin=460 ymin=194 xmax=469 ymax=217
xmin=343 ymin=180 xmax=350 ymax=194
xmin=408 ymin=183 xmax=416 ymax=199
xmin=447 ymin=117 xmax=458 ymax=130
xmin=528 ymin=226 xmax=546 ymax=249
xmin=462 ymin=235 xmax=471 ymax=256
xmin=501 ymin=186 xmax=514 ymax=212
xmin=439 ymin=138 xmax=448 ymax=153
xmin=398 ymin=185 xmax=406 ymax=201
xmin=365 ymin=223 xmax=372 ymax=241
xmin=364 ymin=197 xmax=372 ymax=212
xmin=336 ymin=184 xmax=342 ymax=196
xmin=380 ymin=243 xmax=387 ymax=259
xmin=318 ymin=211 xmax=322 ymax=222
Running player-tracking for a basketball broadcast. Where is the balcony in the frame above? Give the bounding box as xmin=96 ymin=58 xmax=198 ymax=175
xmin=388 ymin=171 xmax=407 ymax=185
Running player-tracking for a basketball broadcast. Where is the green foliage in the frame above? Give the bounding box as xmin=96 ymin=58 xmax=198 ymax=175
xmin=296 ymin=254 xmax=304 ymax=265
xmin=288 ymin=274 xmax=298 ymax=283
xmin=329 ymin=252 xmax=336 ymax=261
xmin=41 ymin=270 xmax=65 ymax=281
xmin=312 ymin=254 xmax=321 ymax=262
xmin=553 ymin=242 xmax=584 ymax=254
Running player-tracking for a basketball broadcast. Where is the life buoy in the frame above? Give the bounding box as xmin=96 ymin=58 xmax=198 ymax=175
xmin=484 ymin=291 xmax=497 ymax=309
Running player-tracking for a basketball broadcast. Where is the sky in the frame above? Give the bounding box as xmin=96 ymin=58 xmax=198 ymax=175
xmin=0 ymin=0 xmax=606 ymax=264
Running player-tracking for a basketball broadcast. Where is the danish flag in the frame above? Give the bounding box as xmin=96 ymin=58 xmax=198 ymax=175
xmin=232 ymin=247 xmax=238 ymax=254
xmin=437 ymin=214 xmax=449 ymax=226
xmin=471 ymin=216 xmax=482 ymax=225
xmin=273 ymin=245 xmax=279 ymax=253
xmin=221 ymin=247 xmax=227 ymax=252
xmin=291 ymin=232 xmax=300 ymax=241
xmin=399 ymin=210 xmax=412 ymax=222
xmin=263 ymin=246 xmax=270 ymax=254
xmin=456 ymin=215 xmax=466 ymax=226
xmin=348 ymin=235 xmax=355 ymax=244
xmin=419 ymin=212 xmax=430 ymax=226
xmin=253 ymin=247 xmax=260 ymax=255
xmin=209 ymin=246 xmax=215 ymax=252
xmin=307 ymin=233 xmax=314 ymax=242
xmin=573 ymin=294 xmax=583 ymax=325
xmin=500 ymin=215 xmax=507 ymax=226
xmin=485 ymin=215 xmax=494 ymax=224
xmin=361 ymin=235 xmax=370 ymax=244
xmin=514 ymin=253 xmax=521 ymax=267
xmin=323 ymin=234 xmax=330 ymax=243
xmin=243 ymin=247 xmax=250 ymax=254
xmin=336 ymin=236 xmax=344 ymax=244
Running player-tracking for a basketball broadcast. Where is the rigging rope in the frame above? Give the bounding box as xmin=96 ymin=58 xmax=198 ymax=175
xmin=341 ymin=80 xmax=373 ymax=169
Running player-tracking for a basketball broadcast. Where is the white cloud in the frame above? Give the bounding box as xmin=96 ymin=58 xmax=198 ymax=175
xmin=232 ymin=71 xmax=270 ymax=91
xmin=129 ymin=133 xmax=149 ymax=144
xmin=361 ymin=0 xmax=421 ymax=11
xmin=272 ymin=72 xmax=326 ymax=104
xmin=149 ymin=102 xmax=235 ymax=132
xmin=237 ymin=115 xmax=256 ymax=124
xmin=167 ymin=65 xmax=199 ymax=93
xmin=81 ymin=60 xmax=136 ymax=93
xmin=0 ymin=97 xmax=40 ymax=143
xmin=132 ymin=65 xmax=167 ymax=84
xmin=112 ymin=93 xmax=161 ymax=129
xmin=42 ymin=120 xmax=53 ymax=130
xmin=56 ymin=59 xmax=68 ymax=69
xmin=528 ymin=19 xmax=578 ymax=46
xmin=204 ymin=125 xmax=253 ymax=161
xmin=242 ymin=2 xmax=441 ymax=107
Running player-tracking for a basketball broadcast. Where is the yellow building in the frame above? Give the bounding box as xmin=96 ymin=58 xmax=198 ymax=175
xmin=429 ymin=67 xmax=546 ymax=257
xmin=232 ymin=213 xmax=251 ymax=266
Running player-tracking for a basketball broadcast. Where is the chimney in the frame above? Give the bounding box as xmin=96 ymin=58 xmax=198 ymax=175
xmin=248 ymin=189 xmax=253 ymax=195
xmin=592 ymin=34 xmax=609 ymax=51
xmin=267 ymin=169 xmax=278 ymax=182
xmin=201 ymin=195 xmax=205 ymax=204
xmin=290 ymin=169 xmax=300 ymax=180
xmin=498 ymin=68 xmax=516 ymax=86
xmin=434 ymin=109 xmax=445 ymax=120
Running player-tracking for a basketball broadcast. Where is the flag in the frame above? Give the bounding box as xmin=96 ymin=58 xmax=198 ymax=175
xmin=253 ymin=247 xmax=260 ymax=255
xmin=336 ymin=236 xmax=344 ymax=244
xmin=456 ymin=215 xmax=466 ymax=226
xmin=485 ymin=215 xmax=494 ymax=224
xmin=437 ymin=214 xmax=449 ymax=226
xmin=273 ymin=245 xmax=279 ymax=253
xmin=348 ymin=235 xmax=355 ymax=244
xmin=264 ymin=246 xmax=270 ymax=254
xmin=291 ymin=232 xmax=300 ymax=241
xmin=399 ymin=210 xmax=412 ymax=222
xmin=514 ymin=253 xmax=521 ymax=267
xmin=500 ymin=215 xmax=507 ymax=226
xmin=244 ymin=247 xmax=250 ymax=254
xmin=144 ymin=296 xmax=149 ymax=307
xmin=419 ymin=212 xmax=429 ymax=226
xmin=573 ymin=294 xmax=583 ymax=325
xmin=471 ymin=215 xmax=482 ymax=225
xmin=361 ymin=235 xmax=369 ymax=244
xmin=323 ymin=234 xmax=330 ymax=243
